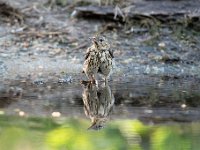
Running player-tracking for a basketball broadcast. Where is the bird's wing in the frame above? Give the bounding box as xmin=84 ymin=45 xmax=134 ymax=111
xmin=85 ymin=47 xmax=92 ymax=60
xmin=109 ymin=49 xmax=114 ymax=58
xmin=85 ymin=51 xmax=90 ymax=60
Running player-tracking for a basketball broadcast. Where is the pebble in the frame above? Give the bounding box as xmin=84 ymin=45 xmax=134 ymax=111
xmin=58 ymin=76 xmax=72 ymax=84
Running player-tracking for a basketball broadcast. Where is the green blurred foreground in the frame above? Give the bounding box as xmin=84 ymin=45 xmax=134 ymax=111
xmin=0 ymin=115 xmax=199 ymax=150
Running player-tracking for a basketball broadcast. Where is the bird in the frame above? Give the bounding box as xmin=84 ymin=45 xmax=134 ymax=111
xmin=82 ymin=82 xmax=115 ymax=130
xmin=82 ymin=35 xmax=114 ymax=84
xmin=97 ymin=36 xmax=114 ymax=83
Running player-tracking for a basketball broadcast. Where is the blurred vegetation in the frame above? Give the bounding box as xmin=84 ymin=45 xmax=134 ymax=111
xmin=0 ymin=115 xmax=200 ymax=150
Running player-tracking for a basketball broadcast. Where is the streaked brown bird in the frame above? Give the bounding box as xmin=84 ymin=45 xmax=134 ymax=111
xmin=82 ymin=35 xmax=113 ymax=84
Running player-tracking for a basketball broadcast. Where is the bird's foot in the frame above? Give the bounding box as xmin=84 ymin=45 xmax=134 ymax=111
xmin=80 ymin=80 xmax=97 ymax=86
xmin=104 ymin=77 xmax=108 ymax=85
xmin=91 ymin=79 xmax=96 ymax=84
xmin=80 ymin=80 xmax=90 ymax=85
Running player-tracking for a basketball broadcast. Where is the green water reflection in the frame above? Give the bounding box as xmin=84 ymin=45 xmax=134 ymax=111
xmin=0 ymin=115 xmax=199 ymax=150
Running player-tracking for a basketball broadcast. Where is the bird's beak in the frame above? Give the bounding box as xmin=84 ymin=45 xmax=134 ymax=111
xmin=90 ymin=37 xmax=98 ymax=46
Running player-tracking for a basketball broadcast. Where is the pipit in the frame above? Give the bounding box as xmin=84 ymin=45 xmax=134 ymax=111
xmin=82 ymin=35 xmax=114 ymax=84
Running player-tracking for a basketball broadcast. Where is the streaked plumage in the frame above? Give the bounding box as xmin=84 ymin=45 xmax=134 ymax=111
xmin=98 ymin=47 xmax=113 ymax=82
xmin=82 ymin=35 xmax=114 ymax=84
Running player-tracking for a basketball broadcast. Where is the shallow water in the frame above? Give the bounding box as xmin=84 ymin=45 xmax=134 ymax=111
xmin=1 ymin=76 xmax=200 ymax=119
xmin=0 ymin=75 xmax=200 ymax=149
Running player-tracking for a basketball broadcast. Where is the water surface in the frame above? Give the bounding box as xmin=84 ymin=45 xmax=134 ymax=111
xmin=0 ymin=76 xmax=200 ymax=150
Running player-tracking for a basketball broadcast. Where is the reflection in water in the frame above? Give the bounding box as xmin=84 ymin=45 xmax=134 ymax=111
xmin=82 ymin=83 xmax=115 ymax=130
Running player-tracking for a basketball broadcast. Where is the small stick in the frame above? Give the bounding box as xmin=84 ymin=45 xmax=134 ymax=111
xmin=14 ymin=31 xmax=68 ymax=36
xmin=71 ymin=43 xmax=88 ymax=51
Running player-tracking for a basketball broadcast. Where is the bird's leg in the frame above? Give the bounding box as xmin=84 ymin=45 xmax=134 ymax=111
xmin=90 ymin=75 xmax=96 ymax=84
xmin=91 ymin=78 xmax=96 ymax=84
xmin=104 ymin=77 xmax=108 ymax=85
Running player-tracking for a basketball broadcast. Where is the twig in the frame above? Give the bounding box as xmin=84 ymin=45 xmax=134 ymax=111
xmin=71 ymin=42 xmax=88 ymax=51
xmin=13 ymin=30 xmax=68 ymax=37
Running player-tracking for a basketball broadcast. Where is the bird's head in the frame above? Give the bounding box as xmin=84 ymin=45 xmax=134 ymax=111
xmin=91 ymin=36 xmax=110 ymax=50
xmin=87 ymin=117 xmax=108 ymax=130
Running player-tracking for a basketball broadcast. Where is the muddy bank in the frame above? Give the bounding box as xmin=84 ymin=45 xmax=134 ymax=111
xmin=0 ymin=0 xmax=200 ymax=81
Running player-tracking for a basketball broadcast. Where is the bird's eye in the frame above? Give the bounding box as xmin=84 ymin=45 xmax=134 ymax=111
xmin=99 ymin=38 xmax=103 ymax=42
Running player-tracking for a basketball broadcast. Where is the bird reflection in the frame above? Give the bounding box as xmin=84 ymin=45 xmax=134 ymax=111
xmin=81 ymin=82 xmax=115 ymax=130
